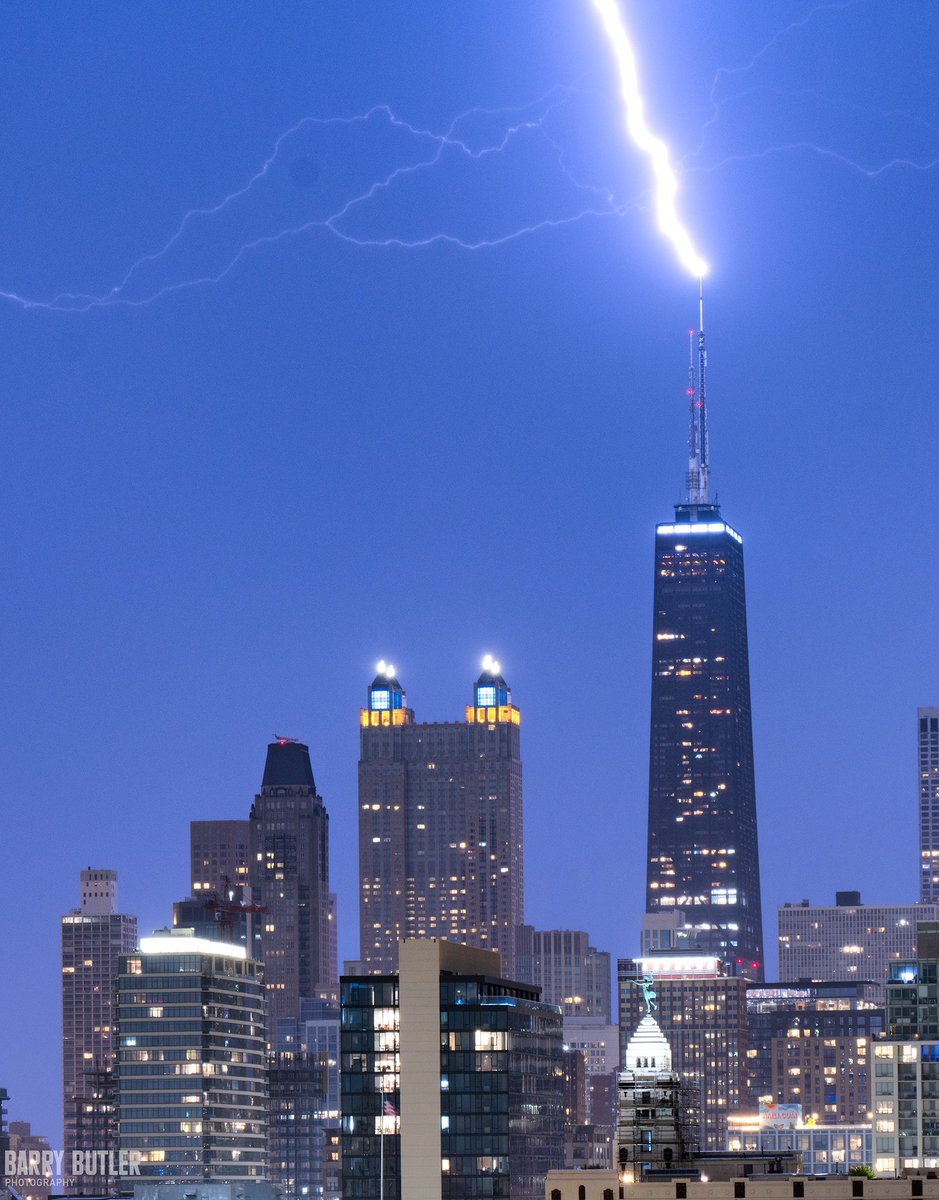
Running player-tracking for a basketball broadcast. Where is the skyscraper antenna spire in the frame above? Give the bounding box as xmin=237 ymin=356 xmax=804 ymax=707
xmin=686 ymin=277 xmax=711 ymax=507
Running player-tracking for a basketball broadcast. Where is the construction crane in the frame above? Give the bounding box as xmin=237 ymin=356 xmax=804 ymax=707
xmin=204 ymin=875 xmax=267 ymax=941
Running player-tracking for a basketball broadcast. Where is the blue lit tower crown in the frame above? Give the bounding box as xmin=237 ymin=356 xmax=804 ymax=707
xmin=465 ymin=654 xmax=521 ymax=728
xmin=644 ymin=290 xmax=765 ymax=979
xmin=362 ymin=660 xmax=413 ymax=728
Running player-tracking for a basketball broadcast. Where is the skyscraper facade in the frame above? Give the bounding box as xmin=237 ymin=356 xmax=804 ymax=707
xmin=516 ymin=926 xmax=612 ymax=1020
xmin=61 ymin=869 xmax=137 ymax=1184
xmin=920 ymin=709 xmax=939 ymax=903
xmin=275 ymin=998 xmax=342 ymax=1200
xmin=267 ymin=1052 xmax=328 ymax=1200
xmin=618 ymin=954 xmax=748 ymax=1150
xmin=746 ymin=980 xmax=882 ymax=1117
xmin=249 ymin=739 xmax=335 ymax=1024
xmin=190 ymin=820 xmax=251 ymax=898
xmin=340 ymin=938 xmax=564 ymax=1200
xmin=645 ymin=300 xmax=764 ymax=978
xmin=357 ymin=660 xmax=524 ymax=975
xmin=115 ymin=930 xmax=267 ymax=1181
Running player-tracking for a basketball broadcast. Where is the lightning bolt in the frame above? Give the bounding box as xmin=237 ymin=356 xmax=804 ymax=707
xmin=0 ymin=85 xmax=643 ymax=314
xmin=589 ymin=0 xmax=707 ymax=278
xmin=0 ymin=0 xmax=931 ymax=315
xmin=692 ymin=143 xmax=939 ymax=179
xmin=708 ymin=0 xmax=867 ymax=99
xmin=686 ymin=0 xmax=939 ymax=178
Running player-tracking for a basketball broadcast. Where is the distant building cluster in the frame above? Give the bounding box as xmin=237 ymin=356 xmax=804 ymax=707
xmin=4 ymin=320 xmax=938 ymax=1200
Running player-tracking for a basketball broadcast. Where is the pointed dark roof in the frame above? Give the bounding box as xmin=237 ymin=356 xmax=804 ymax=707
xmin=262 ymin=740 xmax=315 ymax=789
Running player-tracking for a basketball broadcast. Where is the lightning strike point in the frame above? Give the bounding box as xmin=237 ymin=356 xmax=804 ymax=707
xmin=590 ymin=0 xmax=709 ymax=278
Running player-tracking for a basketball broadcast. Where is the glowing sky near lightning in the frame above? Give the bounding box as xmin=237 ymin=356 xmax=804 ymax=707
xmin=590 ymin=0 xmax=708 ymax=277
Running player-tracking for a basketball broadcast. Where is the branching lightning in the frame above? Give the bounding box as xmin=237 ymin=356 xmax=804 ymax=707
xmin=0 ymin=0 xmax=936 ymax=314
xmin=589 ymin=0 xmax=707 ymax=278
xmin=0 ymin=87 xmax=645 ymax=314
xmin=708 ymin=0 xmax=866 ymax=99
xmin=687 ymin=0 xmax=939 ymax=178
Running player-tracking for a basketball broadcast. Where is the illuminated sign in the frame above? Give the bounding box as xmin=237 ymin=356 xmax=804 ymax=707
xmin=371 ymin=689 xmax=390 ymax=711
xmin=657 ymin=522 xmax=743 ymax=544
xmin=759 ymin=1103 xmax=802 ymax=1130
xmin=636 ymin=955 xmax=721 ymax=976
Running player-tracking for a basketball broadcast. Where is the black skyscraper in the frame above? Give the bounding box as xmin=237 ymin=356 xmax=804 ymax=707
xmin=250 ymin=739 xmax=335 ymax=1024
xmin=645 ymin=289 xmax=764 ymax=979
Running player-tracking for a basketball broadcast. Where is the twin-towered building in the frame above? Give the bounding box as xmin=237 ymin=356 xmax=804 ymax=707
xmin=357 ymin=658 xmax=525 ymax=977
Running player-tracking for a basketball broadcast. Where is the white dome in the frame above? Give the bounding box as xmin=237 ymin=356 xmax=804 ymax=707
xmin=624 ymin=1014 xmax=672 ymax=1073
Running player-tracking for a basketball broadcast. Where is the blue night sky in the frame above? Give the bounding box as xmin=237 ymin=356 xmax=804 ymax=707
xmin=2 ymin=1 xmax=938 ymax=1139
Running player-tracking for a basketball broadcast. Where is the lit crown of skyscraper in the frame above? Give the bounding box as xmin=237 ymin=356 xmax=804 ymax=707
xmin=362 ymin=660 xmax=412 ymax=726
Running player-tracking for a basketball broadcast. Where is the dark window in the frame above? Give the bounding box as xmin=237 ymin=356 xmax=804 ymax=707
xmin=793 ymin=1185 xmax=805 ymax=1198
xmin=604 ymin=1191 xmax=614 ymax=1200
xmin=551 ymin=1192 xmax=561 ymax=1200
xmin=913 ymin=1182 xmax=924 ymax=1198
xmin=853 ymin=1183 xmax=864 ymax=1199
xmin=579 ymin=1188 xmax=586 ymax=1200
xmin=735 ymin=1184 xmax=746 ymax=1199
xmin=676 ymin=1185 xmax=687 ymax=1200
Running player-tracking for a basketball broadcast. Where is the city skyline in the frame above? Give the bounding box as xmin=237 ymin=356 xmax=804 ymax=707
xmin=3 ymin=0 xmax=939 ymax=1151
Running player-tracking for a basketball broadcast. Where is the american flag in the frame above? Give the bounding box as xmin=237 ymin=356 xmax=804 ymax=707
xmin=383 ymin=1098 xmax=397 ymax=1117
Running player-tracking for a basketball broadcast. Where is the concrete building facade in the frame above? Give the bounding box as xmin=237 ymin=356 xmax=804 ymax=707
xmin=616 ymin=1014 xmax=687 ymax=1177
xmin=190 ymin=820 xmax=251 ymax=898
xmin=61 ymin=869 xmax=137 ymax=1184
xmin=778 ymin=894 xmax=939 ymax=1001
xmin=516 ymin=927 xmax=612 ymax=1020
xmin=546 ymin=1179 xmax=939 ymax=1200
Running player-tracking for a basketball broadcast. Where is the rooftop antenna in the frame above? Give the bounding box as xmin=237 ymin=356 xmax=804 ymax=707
xmin=686 ymin=277 xmax=711 ymax=507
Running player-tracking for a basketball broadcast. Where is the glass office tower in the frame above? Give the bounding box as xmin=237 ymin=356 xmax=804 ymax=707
xmin=116 ymin=932 xmax=267 ymax=1180
xmin=340 ymin=939 xmax=564 ymax=1200
xmin=644 ymin=297 xmax=764 ymax=979
xmin=646 ymin=509 xmax=764 ymax=976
